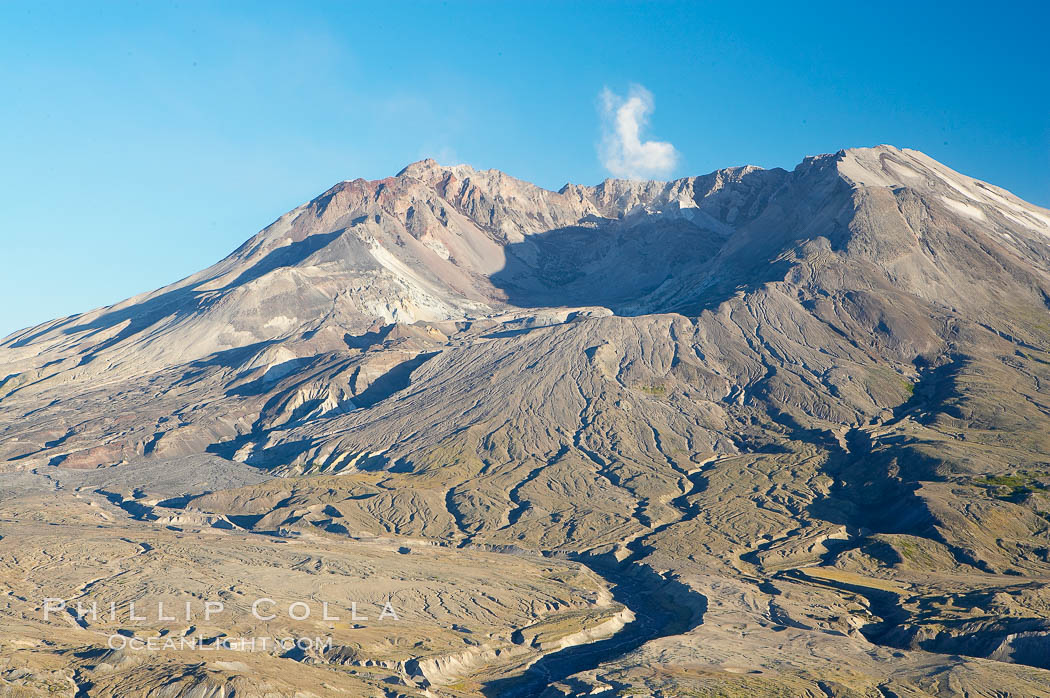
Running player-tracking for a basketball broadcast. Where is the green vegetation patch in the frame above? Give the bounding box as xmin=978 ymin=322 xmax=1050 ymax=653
xmin=971 ymin=470 xmax=1050 ymax=501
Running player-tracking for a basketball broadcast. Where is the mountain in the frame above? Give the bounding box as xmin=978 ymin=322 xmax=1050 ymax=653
xmin=3 ymin=146 xmax=1050 ymax=696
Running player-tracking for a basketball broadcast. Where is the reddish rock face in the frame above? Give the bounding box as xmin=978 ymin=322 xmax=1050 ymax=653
xmin=54 ymin=444 xmax=126 ymax=469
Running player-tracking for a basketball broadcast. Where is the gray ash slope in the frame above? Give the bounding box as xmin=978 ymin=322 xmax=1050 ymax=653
xmin=5 ymin=145 xmax=1050 ymax=696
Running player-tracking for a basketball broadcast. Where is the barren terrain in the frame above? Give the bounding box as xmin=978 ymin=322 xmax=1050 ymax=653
xmin=4 ymin=146 xmax=1050 ymax=696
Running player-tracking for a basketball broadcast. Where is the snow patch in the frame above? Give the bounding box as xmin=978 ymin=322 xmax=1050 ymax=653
xmin=884 ymin=159 xmax=925 ymax=182
xmin=263 ymin=315 xmax=298 ymax=331
xmin=423 ymin=238 xmax=452 ymax=260
xmin=940 ymin=196 xmax=986 ymax=221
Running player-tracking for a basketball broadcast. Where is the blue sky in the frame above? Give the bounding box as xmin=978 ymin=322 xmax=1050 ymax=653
xmin=1 ymin=1 xmax=1048 ymax=337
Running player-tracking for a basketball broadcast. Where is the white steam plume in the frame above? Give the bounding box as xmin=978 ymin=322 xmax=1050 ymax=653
xmin=598 ymin=84 xmax=679 ymax=180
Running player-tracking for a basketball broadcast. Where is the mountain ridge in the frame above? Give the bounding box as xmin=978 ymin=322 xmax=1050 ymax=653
xmin=7 ymin=144 xmax=1047 ymax=376
xmin=5 ymin=144 xmax=1050 ymax=695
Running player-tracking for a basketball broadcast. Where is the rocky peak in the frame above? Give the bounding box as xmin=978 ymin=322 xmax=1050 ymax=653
xmin=8 ymin=145 xmax=1050 ymax=383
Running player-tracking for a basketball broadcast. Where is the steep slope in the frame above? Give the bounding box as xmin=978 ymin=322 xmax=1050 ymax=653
xmin=4 ymin=146 xmax=1050 ymax=696
xmin=0 ymin=159 xmax=750 ymax=378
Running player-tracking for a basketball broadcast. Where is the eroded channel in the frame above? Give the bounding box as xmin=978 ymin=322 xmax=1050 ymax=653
xmin=481 ymin=556 xmax=707 ymax=697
